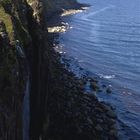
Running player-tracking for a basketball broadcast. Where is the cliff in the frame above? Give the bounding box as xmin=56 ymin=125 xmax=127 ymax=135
xmin=0 ymin=0 xmax=46 ymax=139
xmin=0 ymin=0 xmax=68 ymax=139
xmin=0 ymin=0 xmax=118 ymax=140
xmin=0 ymin=3 xmax=27 ymax=140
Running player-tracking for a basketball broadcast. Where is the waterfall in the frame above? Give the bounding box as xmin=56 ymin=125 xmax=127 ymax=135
xmin=23 ymin=76 xmax=30 ymax=140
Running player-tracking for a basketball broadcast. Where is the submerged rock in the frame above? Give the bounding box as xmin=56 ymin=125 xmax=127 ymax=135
xmin=107 ymin=110 xmax=117 ymax=119
xmin=106 ymin=87 xmax=112 ymax=93
xmin=90 ymin=81 xmax=99 ymax=91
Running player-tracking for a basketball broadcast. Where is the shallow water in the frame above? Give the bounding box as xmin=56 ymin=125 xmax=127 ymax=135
xmin=56 ymin=0 xmax=140 ymax=139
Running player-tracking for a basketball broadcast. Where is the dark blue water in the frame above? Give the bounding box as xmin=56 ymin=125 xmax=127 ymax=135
xmin=57 ymin=0 xmax=140 ymax=139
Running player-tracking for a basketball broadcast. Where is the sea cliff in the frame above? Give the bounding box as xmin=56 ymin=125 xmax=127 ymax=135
xmin=0 ymin=0 xmax=118 ymax=140
xmin=0 ymin=0 xmax=46 ymax=139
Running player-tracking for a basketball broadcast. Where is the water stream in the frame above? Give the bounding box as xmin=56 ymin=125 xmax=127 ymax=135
xmin=23 ymin=76 xmax=30 ymax=140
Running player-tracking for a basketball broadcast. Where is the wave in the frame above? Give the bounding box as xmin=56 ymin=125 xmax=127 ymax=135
xmin=98 ymin=74 xmax=116 ymax=79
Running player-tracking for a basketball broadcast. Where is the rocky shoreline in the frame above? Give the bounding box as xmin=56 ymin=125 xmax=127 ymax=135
xmin=42 ymin=4 xmax=118 ymax=139
xmin=43 ymin=45 xmax=118 ymax=140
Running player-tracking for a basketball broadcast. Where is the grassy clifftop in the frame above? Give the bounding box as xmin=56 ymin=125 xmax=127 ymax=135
xmin=0 ymin=6 xmax=13 ymax=35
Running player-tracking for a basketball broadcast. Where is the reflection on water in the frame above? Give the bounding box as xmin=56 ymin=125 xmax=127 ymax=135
xmin=56 ymin=0 xmax=140 ymax=139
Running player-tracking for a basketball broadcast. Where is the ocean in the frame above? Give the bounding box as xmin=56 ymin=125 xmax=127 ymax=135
xmin=56 ymin=0 xmax=140 ymax=139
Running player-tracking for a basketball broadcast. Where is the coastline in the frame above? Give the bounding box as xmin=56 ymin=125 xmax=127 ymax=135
xmin=43 ymin=3 xmax=118 ymax=140
xmin=0 ymin=0 xmax=119 ymax=139
xmin=45 ymin=1 xmax=90 ymax=20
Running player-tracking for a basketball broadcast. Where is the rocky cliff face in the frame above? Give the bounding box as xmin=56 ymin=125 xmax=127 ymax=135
xmin=0 ymin=0 xmax=46 ymax=139
xmin=0 ymin=0 xmax=79 ymax=139
xmin=0 ymin=15 xmax=26 ymax=140
xmin=0 ymin=1 xmax=29 ymax=138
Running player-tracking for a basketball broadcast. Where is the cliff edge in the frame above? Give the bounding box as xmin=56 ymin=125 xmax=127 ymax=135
xmin=0 ymin=0 xmax=45 ymax=139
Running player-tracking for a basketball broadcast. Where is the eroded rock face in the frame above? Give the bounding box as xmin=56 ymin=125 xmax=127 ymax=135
xmin=27 ymin=0 xmax=44 ymax=24
xmin=0 ymin=0 xmax=36 ymax=139
xmin=1 ymin=0 xmax=80 ymax=139
xmin=0 ymin=19 xmax=27 ymax=140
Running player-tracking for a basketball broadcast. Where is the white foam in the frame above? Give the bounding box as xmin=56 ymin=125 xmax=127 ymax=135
xmin=99 ymin=74 xmax=116 ymax=79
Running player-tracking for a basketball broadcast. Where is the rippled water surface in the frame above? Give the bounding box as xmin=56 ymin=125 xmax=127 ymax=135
xmin=57 ymin=0 xmax=140 ymax=139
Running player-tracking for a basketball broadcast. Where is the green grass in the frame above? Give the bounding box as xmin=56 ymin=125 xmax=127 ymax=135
xmin=0 ymin=6 xmax=13 ymax=37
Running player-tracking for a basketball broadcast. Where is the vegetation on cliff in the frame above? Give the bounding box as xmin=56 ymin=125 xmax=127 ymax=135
xmin=0 ymin=0 xmax=31 ymax=139
xmin=0 ymin=6 xmax=13 ymax=36
xmin=0 ymin=19 xmax=25 ymax=140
